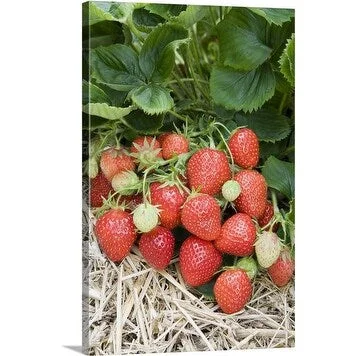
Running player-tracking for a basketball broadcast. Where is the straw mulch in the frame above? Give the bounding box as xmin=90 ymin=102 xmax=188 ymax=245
xmin=82 ymin=185 xmax=295 ymax=355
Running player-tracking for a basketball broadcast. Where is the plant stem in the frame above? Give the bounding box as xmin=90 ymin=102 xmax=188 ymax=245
xmin=168 ymin=110 xmax=192 ymax=124
xmin=172 ymin=71 xmax=196 ymax=101
xmin=166 ymin=78 xmax=209 ymax=85
xmin=278 ymin=93 xmax=288 ymax=114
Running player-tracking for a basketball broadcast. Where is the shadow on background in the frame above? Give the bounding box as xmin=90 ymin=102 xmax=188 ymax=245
xmin=63 ymin=345 xmax=83 ymax=354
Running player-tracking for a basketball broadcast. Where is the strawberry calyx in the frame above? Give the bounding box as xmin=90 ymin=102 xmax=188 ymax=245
xmin=91 ymin=191 xmax=130 ymax=218
xmin=130 ymin=137 xmax=164 ymax=171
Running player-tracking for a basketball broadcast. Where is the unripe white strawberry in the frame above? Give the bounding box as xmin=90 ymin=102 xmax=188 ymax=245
xmin=222 ymin=180 xmax=241 ymax=201
xmin=255 ymin=231 xmax=281 ymax=268
xmin=133 ymin=202 xmax=160 ymax=233
xmin=111 ymin=171 xmax=139 ymax=195
xmin=88 ymin=157 xmax=99 ymax=179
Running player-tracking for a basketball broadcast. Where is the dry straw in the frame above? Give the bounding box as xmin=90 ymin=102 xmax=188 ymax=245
xmin=82 ymin=183 xmax=295 ymax=355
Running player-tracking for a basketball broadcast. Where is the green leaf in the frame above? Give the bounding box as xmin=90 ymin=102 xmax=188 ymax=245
xmin=279 ymin=34 xmax=295 ymax=86
xmin=82 ymin=20 xmax=125 ymax=49
xmin=82 ymin=113 xmax=111 ymax=130
xmin=124 ymin=109 xmax=164 ymax=134
xmin=82 ymin=80 xmax=110 ymax=105
xmin=139 ymin=23 xmax=188 ymax=82
xmin=106 ymin=2 xmax=135 ymax=24
xmin=82 ymin=2 xmax=118 ymax=26
xmin=91 ymin=44 xmax=145 ymax=91
xmin=82 ymin=103 xmax=134 ymax=121
xmin=274 ymin=70 xmax=292 ymax=94
xmin=210 ymin=62 xmax=276 ymax=112
xmin=234 ymin=109 xmax=291 ymax=143
xmin=132 ymin=7 xmax=165 ymax=32
xmin=286 ymin=198 xmax=295 ymax=224
xmin=262 ymin=156 xmax=295 ymax=199
xmin=249 ymin=8 xmax=294 ymax=26
xmin=217 ymin=8 xmax=272 ymax=71
xmin=259 ymin=140 xmax=288 ymax=160
xmin=130 ymin=84 xmax=174 ymax=115
xmin=172 ymin=5 xmax=209 ymax=27
xmin=194 ymin=277 xmax=217 ymax=301
xmin=144 ymin=4 xmax=187 ymax=19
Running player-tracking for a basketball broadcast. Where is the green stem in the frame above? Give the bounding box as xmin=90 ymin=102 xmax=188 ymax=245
xmin=168 ymin=110 xmax=192 ymax=124
xmin=278 ymin=93 xmax=288 ymax=114
xmin=172 ymin=71 xmax=196 ymax=101
xmin=166 ymin=78 xmax=209 ymax=85
xmin=126 ymin=18 xmax=145 ymax=43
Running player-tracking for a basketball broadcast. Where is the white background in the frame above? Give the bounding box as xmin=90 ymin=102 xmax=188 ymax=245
xmin=0 ymin=0 xmax=355 ymax=355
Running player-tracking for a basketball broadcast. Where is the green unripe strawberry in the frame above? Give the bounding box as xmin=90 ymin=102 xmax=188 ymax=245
xmin=235 ymin=256 xmax=258 ymax=280
xmin=255 ymin=231 xmax=281 ymax=268
xmin=133 ymin=202 xmax=160 ymax=233
xmin=222 ymin=180 xmax=241 ymax=201
xmin=111 ymin=171 xmax=140 ymax=195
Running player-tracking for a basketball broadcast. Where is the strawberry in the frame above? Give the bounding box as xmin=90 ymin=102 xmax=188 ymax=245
xmin=228 ymin=128 xmax=259 ymax=169
xmin=117 ymin=193 xmax=143 ymax=211
xmin=215 ymin=213 xmax=256 ymax=256
xmin=222 ymin=180 xmax=241 ymax=202
xmin=258 ymin=201 xmax=279 ymax=232
xmin=94 ymin=208 xmax=136 ymax=262
xmin=89 ymin=171 xmax=113 ymax=208
xmin=187 ymin=148 xmax=230 ymax=196
xmin=233 ymin=170 xmax=267 ymax=219
xmin=235 ymin=256 xmax=258 ymax=280
xmin=161 ymin=133 xmax=189 ymax=159
xmin=267 ymin=249 xmax=294 ymax=287
xmin=139 ymin=226 xmax=175 ymax=269
xmin=213 ymin=269 xmax=252 ymax=314
xmin=157 ymin=132 xmax=170 ymax=146
xmin=255 ymin=231 xmax=281 ymax=268
xmin=100 ymin=147 xmax=136 ymax=181
xmin=181 ymin=194 xmax=221 ymax=240
xmin=133 ymin=202 xmax=160 ymax=233
xmin=179 ymin=236 xmax=222 ymax=287
xmin=149 ymin=182 xmax=188 ymax=229
xmin=111 ymin=170 xmax=140 ymax=195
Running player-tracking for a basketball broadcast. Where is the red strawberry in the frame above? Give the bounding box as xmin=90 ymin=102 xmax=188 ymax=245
xmin=139 ymin=226 xmax=175 ymax=269
xmin=100 ymin=147 xmax=136 ymax=181
xmin=233 ymin=170 xmax=267 ymax=219
xmin=268 ymin=249 xmax=295 ymax=287
xmin=89 ymin=171 xmax=113 ymax=208
xmin=179 ymin=236 xmax=222 ymax=287
xmin=130 ymin=136 xmax=162 ymax=158
xmin=228 ymin=128 xmax=259 ymax=169
xmin=149 ymin=182 xmax=188 ymax=229
xmin=181 ymin=194 xmax=221 ymax=240
xmin=161 ymin=133 xmax=189 ymax=159
xmin=117 ymin=194 xmax=143 ymax=212
xmin=215 ymin=213 xmax=256 ymax=256
xmin=157 ymin=132 xmax=170 ymax=146
xmin=187 ymin=148 xmax=230 ymax=195
xmin=213 ymin=269 xmax=252 ymax=314
xmin=94 ymin=209 xmax=136 ymax=262
xmin=258 ymin=201 xmax=279 ymax=232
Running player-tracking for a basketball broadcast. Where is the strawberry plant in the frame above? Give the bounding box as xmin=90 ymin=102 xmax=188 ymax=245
xmin=83 ymin=1 xmax=295 ymax=351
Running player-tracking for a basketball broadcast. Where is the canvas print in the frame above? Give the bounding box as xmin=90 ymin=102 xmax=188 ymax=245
xmin=82 ymin=2 xmax=295 ymax=354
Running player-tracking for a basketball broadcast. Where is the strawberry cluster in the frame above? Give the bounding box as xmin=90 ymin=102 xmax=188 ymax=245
xmin=89 ymin=128 xmax=294 ymax=315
